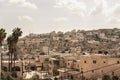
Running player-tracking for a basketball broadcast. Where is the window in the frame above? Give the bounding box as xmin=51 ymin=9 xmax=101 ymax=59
xmin=96 ymin=45 xmax=98 ymax=46
xmin=12 ymin=66 xmax=21 ymax=71
xmin=83 ymin=53 xmax=85 ymax=55
xmin=92 ymin=70 xmax=94 ymax=73
xmin=31 ymin=66 xmax=36 ymax=71
xmin=103 ymin=61 xmax=106 ymax=63
xmin=104 ymin=51 xmax=108 ymax=55
xmin=68 ymin=63 xmax=70 ymax=65
xmin=98 ymin=51 xmax=102 ymax=54
xmin=117 ymin=61 xmax=119 ymax=64
xmin=71 ymin=75 xmax=73 ymax=79
xmin=93 ymin=60 xmax=96 ymax=64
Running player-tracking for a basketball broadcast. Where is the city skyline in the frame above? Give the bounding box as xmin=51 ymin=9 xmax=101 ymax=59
xmin=0 ymin=0 xmax=120 ymax=36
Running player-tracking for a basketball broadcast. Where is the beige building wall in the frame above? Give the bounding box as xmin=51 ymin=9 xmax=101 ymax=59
xmin=75 ymin=55 xmax=120 ymax=79
xmin=59 ymin=55 xmax=120 ymax=79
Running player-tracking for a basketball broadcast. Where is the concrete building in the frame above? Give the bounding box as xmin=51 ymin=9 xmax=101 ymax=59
xmin=58 ymin=55 xmax=120 ymax=80
xmin=1 ymin=53 xmax=120 ymax=80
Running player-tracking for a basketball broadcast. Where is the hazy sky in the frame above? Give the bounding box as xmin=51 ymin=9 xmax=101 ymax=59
xmin=0 ymin=0 xmax=120 ymax=36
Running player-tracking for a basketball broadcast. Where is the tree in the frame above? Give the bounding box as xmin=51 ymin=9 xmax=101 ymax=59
xmin=12 ymin=28 xmax=22 ymax=68
xmin=54 ymin=77 xmax=58 ymax=80
xmin=0 ymin=28 xmax=6 ymax=46
xmin=102 ymin=75 xmax=111 ymax=80
xmin=31 ymin=74 xmax=39 ymax=80
xmin=12 ymin=28 xmax=22 ymax=44
xmin=1 ymin=72 xmax=13 ymax=80
xmin=16 ymin=77 xmax=23 ymax=80
xmin=112 ymin=72 xmax=119 ymax=80
xmin=7 ymin=28 xmax=22 ymax=73
xmin=112 ymin=76 xmax=119 ymax=80
xmin=0 ymin=28 xmax=6 ymax=78
xmin=7 ymin=35 xmax=14 ymax=72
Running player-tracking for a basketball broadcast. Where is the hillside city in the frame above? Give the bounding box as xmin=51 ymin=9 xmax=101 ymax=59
xmin=0 ymin=28 xmax=120 ymax=80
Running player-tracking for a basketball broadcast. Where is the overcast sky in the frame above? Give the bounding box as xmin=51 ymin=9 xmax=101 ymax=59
xmin=0 ymin=0 xmax=120 ymax=36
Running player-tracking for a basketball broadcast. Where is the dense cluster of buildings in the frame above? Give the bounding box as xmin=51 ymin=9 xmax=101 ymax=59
xmin=18 ymin=28 xmax=120 ymax=55
xmin=0 ymin=28 xmax=120 ymax=80
xmin=1 ymin=52 xmax=120 ymax=80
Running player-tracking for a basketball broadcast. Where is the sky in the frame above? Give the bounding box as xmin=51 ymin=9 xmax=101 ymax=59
xmin=0 ymin=0 xmax=120 ymax=36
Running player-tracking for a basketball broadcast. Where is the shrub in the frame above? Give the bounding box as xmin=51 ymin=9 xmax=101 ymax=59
xmin=102 ymin=75 xmax=111 ymax=80
xmin=31 ymin=74 xmax=39 ymax=80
